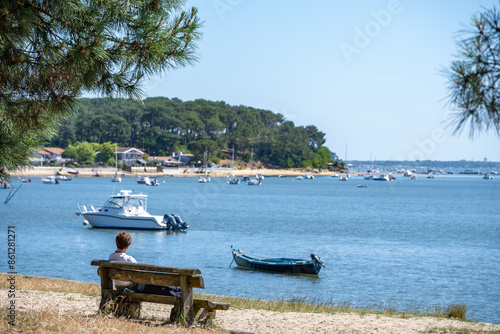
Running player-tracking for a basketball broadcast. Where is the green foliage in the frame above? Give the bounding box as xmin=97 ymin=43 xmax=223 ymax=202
xmin=75 ymin=142 xmax=97 ymax=165
xmin=187 ymin=140 xmax=219 ymax=161
xmin=242 ymin=152 xmax=252 ymax=163
xmin=49 ymin=97 xmax=341 ymax=168
xmin=0 ymin=0 xmax=201 ymax=181
xmin=95 ymin=142 xmax=117 ymax=165
xmin=64 ymin=141 xmax=120 ymax=165
xmin=444 ymin=4 xmax=500 ymax=137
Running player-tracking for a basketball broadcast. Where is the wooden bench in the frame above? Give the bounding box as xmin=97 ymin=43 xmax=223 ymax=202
xmin=91 ymin=260 xmax=230 ymax=324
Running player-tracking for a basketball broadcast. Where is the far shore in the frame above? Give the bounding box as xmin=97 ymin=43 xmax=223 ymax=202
xmin=11 ymin=166 xmax=348 ymax=178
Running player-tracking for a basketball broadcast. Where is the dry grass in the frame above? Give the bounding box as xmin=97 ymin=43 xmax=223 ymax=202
xmin=0 ymin=274 xmax=100 ymax=296
xmin=1 ymin=273 xmax=478 ymax=334
xmin=1 ymin=273 xmax=472 ymax=320
xmin=0 ymin=308 xmax=227 ymax=333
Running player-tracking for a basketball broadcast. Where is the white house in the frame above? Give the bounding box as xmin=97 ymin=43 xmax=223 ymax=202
xmin=36 ymin=147 xmax=65 ymax=165
xmin=116 ymin=147 xmax=148 ymax=166
xmin=174 ymin=152 xmax=194 ymax=164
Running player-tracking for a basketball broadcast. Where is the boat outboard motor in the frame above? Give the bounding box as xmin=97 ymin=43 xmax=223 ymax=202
xmin=310 ymin=253 xmax=325 ymax=268
xmin=172 ymin=214 xmax=189 ymax=230
xmin=162 ymin=214 xmax=176 ymax=230
xmin=169 ymin=214 xmax=186 ymax=230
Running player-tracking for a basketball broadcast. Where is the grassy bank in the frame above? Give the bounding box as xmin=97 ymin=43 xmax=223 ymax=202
xmin=0 ymin=273 xmax=470 ymax=319
xmin=1 ymin=273 xmax=492 ymax=334
xmin=0 ymin=274 xmax=468 ymax=320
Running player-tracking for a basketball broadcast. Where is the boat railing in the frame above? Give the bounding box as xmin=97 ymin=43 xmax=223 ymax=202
xmin=77 ymin=204 xmax=99 ymax=213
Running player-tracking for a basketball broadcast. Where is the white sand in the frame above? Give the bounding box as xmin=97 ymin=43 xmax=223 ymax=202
xmin=3 ymin=289 xmax=499 ymax=334
xmin=10 ymin=166 xmax=341 ymax=178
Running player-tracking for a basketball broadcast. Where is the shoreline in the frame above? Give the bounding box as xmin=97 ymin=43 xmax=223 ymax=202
xmin=10 ymin=166 xmax=344 ymax=178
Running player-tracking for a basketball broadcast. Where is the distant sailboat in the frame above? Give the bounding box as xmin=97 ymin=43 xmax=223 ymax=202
xmin=247 ymin=148 xmax=261 ymax=185
xmin=112 ymin=144 xmax=121 ymax=182
xmin=199 ymin=149 xmax=211 ymax=183
xmin=228 ymin=146 xmax=240 ymax=185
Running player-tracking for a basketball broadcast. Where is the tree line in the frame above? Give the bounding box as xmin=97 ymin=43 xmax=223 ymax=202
xmin=49 ymin=97 xmax=342 ymax=169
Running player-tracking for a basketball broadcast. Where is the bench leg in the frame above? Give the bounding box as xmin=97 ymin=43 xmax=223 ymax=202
xmin=99 ymin=289 xmax=113 ymax=311
xmin=170 ymin=300 xmax=183 ymax=323
xmin=99 ymin=268 xmax=114 ymax=312
xmin=113 ymin=296 xmax=141 ymax=318
xmin=197 ymin=309 xmax=216 ymax=326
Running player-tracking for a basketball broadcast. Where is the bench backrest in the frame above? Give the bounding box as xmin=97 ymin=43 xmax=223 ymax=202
xmin=91 ymin=260 xmax=205 ymax=289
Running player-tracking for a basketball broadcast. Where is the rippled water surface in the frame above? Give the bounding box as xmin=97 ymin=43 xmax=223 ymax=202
xmin=1 ymin=174 xmax=499 ymax=323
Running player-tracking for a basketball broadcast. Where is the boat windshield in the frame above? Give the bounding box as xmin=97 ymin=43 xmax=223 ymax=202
xmin=104 ymin=196 xmax=147 ymax=210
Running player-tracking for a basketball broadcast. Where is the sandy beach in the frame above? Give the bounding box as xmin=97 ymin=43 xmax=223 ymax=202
xmin=2 ymin=287 xmax=500 ymax=333
xmin=10 ymin=166 xmax=341 ymax=178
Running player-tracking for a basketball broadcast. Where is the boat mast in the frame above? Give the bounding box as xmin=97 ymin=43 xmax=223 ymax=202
xmin=251 ymin=148 xmax=253 ymax=175
xmin=204 ymin=148 xmax=208 ymax=176
xmin=231 ymin=146 xmax=235 ymax=175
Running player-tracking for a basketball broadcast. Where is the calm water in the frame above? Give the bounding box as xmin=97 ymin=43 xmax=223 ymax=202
xmin=1 ymin=174 xmax=499 ymax=323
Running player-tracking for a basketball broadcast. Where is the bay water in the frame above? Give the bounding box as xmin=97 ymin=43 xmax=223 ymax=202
xmin=1 ymin=174 xmax=499 ymax=323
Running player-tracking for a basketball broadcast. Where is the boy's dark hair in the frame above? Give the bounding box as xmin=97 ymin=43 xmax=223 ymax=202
xmin=116 ymin=232 xmax=132 ymax=250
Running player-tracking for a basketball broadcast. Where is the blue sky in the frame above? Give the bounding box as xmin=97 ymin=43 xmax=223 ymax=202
xmin=143 ymin=0 xmax=500 ymax=161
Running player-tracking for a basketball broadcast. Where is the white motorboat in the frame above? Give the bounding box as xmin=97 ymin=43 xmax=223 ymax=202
xmin=247 ymin=179 xmax=262 ymax=186
xmin=42 ymin=176 xmax=59 ymax=184
xmin=339 ymin=174 xmax=349 ymax=181
xmin=146 ymin=178 xmax=160 ymax=186
xmin=227 ymin=175 xmax=240 ymax=184
xmin=256 ymin=173 xmax=265 ymax=180
xmin=304 ymin=172 xmax=314 ymax=179
xmin=296 ymin=176 xmax=304 ymax=180
xmin=199 ymin=175 xmax=211 ymax=183
xmin=363 ymin=174 xmax=373 ymax=180
xmin=227 ymin=178 xmax=240 ymax=184
xmin=136 ymin=176 xmax=151 ymax=184
xmin=372 ymin=174 xmax=390 ymax=181
xmin=67 ymin=168 xmax=79 ymax=175
xmin=55 ymin=173 xmax=72 ymax=181
xmin=483 ymin=173 xmax=494 ymax=180
xmin=76 ymin=190 xmax=188 ymax=230
xmin=112 ymin=173 xmax=122 ymax=182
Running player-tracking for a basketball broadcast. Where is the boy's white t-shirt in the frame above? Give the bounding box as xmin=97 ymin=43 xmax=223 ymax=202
xmin=109 ymin=251 xmax=137 ymax=287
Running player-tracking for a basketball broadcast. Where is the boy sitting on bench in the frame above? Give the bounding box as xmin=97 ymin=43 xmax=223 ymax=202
xmin=109 ymin=231 xmax=181 ymax=297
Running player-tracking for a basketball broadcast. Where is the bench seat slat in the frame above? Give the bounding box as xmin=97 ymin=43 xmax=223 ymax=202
xmin=121 ymin=291 xmax=230 ymax=310
xmin=106 ymin=268 xmax=205 ymax=289
xmin=91 ymin=260 xmax=201 ymax=275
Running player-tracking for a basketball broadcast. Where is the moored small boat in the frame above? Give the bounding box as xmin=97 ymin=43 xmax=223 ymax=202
xmin=55 ymin=172 xmax=72 ymax=181
xmin=372 ymin=174 xmax=390 ymax=181
xmin=247 ymin=179 xmax=262 ymax=186
xmin=231 ymin=248 xmax=325 ymax=275
xmin=42 ymin=175 xmax=59 ymax=184
xmin=137 ymin=176 xmax=150 ymax=184
xmin=227 ymin=177 xmax=240 ymax=185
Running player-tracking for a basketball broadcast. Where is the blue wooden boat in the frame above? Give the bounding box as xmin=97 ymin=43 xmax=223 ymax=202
xmin=231 ymin=248 xmax=325 ymax=275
